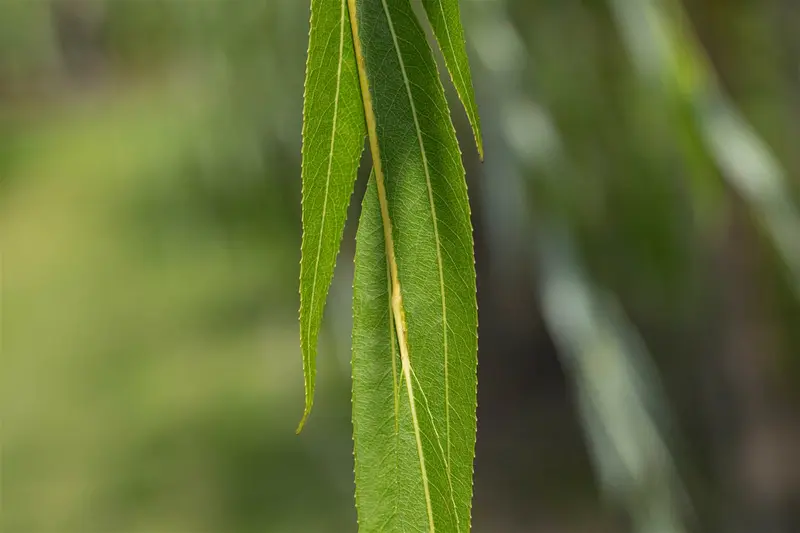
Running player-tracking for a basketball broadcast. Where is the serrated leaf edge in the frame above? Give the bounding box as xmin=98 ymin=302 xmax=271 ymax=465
xmin=298 ymin=0 xmax=354 ymax=433
xmin=421 ymin=0 xmax=484 ymax=160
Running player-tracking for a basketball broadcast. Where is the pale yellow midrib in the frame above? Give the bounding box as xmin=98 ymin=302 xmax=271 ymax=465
xmin=347 ymin=0 xmax=435 ymax=531
xmin=299 ymin=0 xmax=349 ymax=431
xmin=387 ymin=257 xmax=401 ymax=434
xmin=379 ymin=4 xmax=460 ymax=531
xmin=387 ymin=258 xmax=401 ymax=520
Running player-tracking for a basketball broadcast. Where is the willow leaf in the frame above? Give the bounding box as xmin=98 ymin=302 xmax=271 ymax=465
xmin=420 ymin=0 xmax=484 ymax=159
xmin=349 ymin=0 xmax=478 ymax=530
xmin=298 ymin=0 xmax=366 ymax=432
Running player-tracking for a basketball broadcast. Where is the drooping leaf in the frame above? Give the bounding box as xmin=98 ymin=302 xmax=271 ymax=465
xmin=349 ymin=0 xmax=478 ymax=530
xmin=298 ymin=0 xmax=366 ymax=432
xmin=420 ymin=0 xmax=484 ymax=159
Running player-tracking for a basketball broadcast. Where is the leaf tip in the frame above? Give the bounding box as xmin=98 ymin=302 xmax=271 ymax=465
xmin=296 ymin=402 xmax=313 ymax=434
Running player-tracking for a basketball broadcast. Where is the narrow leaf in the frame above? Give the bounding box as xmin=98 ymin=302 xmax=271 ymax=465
xmin=349 ymin=0 xmax=478 ymax=530
xmin=298 ymin=0 xmax=366 ymax=432
xmin=420 ymin=0 xmax=484 ymax=159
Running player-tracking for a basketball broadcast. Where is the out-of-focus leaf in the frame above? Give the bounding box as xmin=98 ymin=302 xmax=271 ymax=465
xmin=298 ymin=0 xmax=366 ymax=431
xmin=421 ymin=0 xmax=484 ymax=159
xmin=609 ymin=0 xmax=800 ymax=296
xmin=349 ymin=0 xmax=478 ymax=529
xmin=536 ymin=226 xmax=689 ymax=533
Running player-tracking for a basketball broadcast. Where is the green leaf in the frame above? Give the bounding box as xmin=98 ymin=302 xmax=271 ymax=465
xmin=420 ymin=0 xmax=484 ymax=159
xmin=298 ymin=0 xmax=366 ymax=432
xmin=349 ymin=0 xmax=478 ymax=530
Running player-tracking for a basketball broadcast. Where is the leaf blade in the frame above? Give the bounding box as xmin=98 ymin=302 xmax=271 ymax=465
xmin=350 ymin=0 xmax=478 ymax=530
xmin=421 ymin=0 xmax=484 ymax=159
xmin=298 ymin=0 xmax=366 ymax=432
xmin=353 ymin=173 xmax=430 ymax=533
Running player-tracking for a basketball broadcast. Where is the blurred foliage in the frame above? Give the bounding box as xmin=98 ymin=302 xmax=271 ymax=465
xmin=2 ymin=0 xmax=799 ymax=532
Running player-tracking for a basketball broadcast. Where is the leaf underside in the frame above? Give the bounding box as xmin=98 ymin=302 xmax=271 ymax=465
xmin=350 ymin=0 xmax=478 ymax=531
xmin=298 ymin=0 xmax=366 ymax=431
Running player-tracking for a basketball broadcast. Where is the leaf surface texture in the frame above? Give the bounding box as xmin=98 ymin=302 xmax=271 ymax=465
xmin=350 ymin=0 xmax=478 ymax=530
xmin=299 ymin=0 xmax=366 ymax=430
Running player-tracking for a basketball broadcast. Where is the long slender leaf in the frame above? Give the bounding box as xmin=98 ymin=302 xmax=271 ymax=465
xmin=420 ymin=0 xmax=484 ymax=159
xmin=298 ymin=0 xmax=366 ymax=431
xmin=349 ymin=0 xmax=478 ymax=529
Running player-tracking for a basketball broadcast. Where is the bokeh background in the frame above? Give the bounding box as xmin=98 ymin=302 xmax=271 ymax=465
xmin=2 ymin=0 xmax=799 ymax=532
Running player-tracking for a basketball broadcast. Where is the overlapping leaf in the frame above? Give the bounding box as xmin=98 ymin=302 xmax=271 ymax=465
xmin=420 ymin=0 xmax=484 ymax=159
xmin=349 ymin=0 xmax=478 ymax=530
xmin=298 ymin=0 xmax=365 ymax=431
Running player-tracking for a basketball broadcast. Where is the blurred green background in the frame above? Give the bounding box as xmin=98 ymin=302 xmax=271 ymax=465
xmin=2 ymin=1 xmax=799 ymax=532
